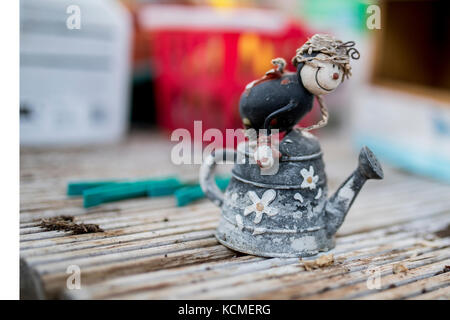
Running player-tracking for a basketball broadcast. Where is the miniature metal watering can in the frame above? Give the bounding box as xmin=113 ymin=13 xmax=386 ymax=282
xmin=200 ymin=130 xmax=383 ymax=257
xmin=199 ymin=34 xmax=384 ymax=257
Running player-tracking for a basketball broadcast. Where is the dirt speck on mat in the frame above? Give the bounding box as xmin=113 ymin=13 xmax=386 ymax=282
xmin=302 ymin=253 xmax=334 ymax=271
xmin=434 ymin=265 xmax=450 ymax=276
xmin=434 ymin=224 xmax=450 ymax=238
xmin=393 ymin=263 xmax=408 ymax=274
xmin=40 ymin=216 xmax=103 ymax=234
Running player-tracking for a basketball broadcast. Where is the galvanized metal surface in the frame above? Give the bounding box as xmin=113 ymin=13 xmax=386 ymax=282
xmin=20 ymin=132 xmax=450 ymax=299
xmin=200 ymin=130 xmax=384 ymax=257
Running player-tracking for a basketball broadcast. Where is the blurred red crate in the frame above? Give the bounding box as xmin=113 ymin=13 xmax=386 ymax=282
xmin=140 ymin=5 xmax=315 ymax=138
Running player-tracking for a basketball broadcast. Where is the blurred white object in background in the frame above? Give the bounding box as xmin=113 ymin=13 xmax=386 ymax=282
xmin=352 ymin=85 xmax=450 ymax=182
xmin=20 ymin=0 xmax=131 ymax=146
xmin=351 ymin=0 xmax=450 ymax=183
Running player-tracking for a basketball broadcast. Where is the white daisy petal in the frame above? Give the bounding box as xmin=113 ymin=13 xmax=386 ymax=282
xmin=261 ymin=189 xmax=276 ymax=204
xmin=300 ymin=168 xmax=309 ymax=177
xmin=264 ymin=206 xmax=278 ymax=216
xmin=244 ymin=204 xmax=255 ymax=216
xmin=247 ymin=191 xmax=260 ymax=203
xmin=254 ymin=212 xmax=263 ymax=224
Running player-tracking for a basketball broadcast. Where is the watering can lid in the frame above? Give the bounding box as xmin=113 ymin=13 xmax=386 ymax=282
xmin=278 ymin=129 xmax=322 ymax=159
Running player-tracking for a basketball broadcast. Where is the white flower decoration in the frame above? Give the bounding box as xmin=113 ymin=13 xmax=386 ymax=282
xmin=294 ymin=192 xmax=304 ymax=203
xmin=235 ymin=214 xmax=244 ymax=231
xmin=252 ymin=227 xmax=267 ymax=235
xmin=244 ymin=189 xmax=278 ymax=224
xmin=300 ymin=166 xmax=319 ymax=190
xmin=315 ymin=187 xmax=322 ymax=200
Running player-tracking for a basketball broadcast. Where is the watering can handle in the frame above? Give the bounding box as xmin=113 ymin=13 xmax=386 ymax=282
xmin=199 ymin=149 xmax=237 ymax=208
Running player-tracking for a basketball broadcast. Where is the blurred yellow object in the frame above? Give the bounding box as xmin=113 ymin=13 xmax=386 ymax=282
xmin=209 ymin=0 xmax=237 ymax=9
xmin=238 ymin=33 xmax=275 ymax=76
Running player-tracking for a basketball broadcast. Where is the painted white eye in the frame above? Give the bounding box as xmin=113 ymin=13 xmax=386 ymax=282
xmin=300 ymin=53 xmax=343 ymax=96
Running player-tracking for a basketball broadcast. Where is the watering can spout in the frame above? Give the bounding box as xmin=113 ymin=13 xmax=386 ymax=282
xmin=325 ymin=146 xmax=383 ymax=236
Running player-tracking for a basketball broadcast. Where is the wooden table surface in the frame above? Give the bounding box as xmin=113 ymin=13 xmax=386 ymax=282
xmin=20 ymin=131 xmax=450 ymax=300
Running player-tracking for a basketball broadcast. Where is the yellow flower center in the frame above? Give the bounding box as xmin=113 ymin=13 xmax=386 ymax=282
xmin=256 ymin=202 xmax=264 ymax=212
xmin=307 ymin=176 xmax=313 ymax=183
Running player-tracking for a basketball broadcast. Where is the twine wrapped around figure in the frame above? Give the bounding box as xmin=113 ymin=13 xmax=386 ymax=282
xmin=296 ymin=95 xmax=329 ymax=132
xmin=292 ymin=34 xmax=360 ymax=80
xmin=271 ymin=57 xmax=287 ymax=73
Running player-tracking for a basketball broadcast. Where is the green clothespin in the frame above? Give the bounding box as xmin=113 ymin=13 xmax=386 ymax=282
xmin=147 ymin=177 xmax=185 ymax=197
xmin=83 ymin=180 xmax=149 ymax=208
xmin=175 ymin=176 xmax=230 ymax=207
xmin=67 ymin=181 xmax=120 ymax=196
xmin=68 ymin=175 xmax=230 ymax=209
xmin=82 ymin=177 xmax=184 ymax=208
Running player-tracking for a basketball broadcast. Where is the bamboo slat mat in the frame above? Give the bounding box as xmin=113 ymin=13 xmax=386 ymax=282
xmin=20 ymin=132 xmax=450 ymax=299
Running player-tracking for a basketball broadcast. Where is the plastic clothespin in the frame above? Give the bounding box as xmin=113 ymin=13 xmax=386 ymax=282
xmin=68 ymin=176 xmax=230 ymax=208
xmin=67 ymin=181 xmax=120 ymax=196
xmin=147 ymin=177 xmax=185 ymax=197
xmin=83 ymin=180 xmax=148 ymax=208
xmin=174 ymin=176 xmax=230 ymax=207
xmin=81 ymin=177 xmax=184 ymax=208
